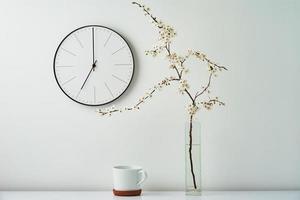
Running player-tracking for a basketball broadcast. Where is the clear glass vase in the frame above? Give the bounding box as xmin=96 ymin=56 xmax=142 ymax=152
xmin=185 ymin=120 xmax=201 ymax=195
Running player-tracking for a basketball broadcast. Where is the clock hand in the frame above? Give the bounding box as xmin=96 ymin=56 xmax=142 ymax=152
xmin=92 ymin=27 xmax=95 ymax=71
xmin=80 ymin=60 xmax=97 ymax=90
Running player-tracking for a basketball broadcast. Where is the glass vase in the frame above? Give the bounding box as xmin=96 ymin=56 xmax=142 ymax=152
xmin=185 ymin=120 xmax=201 ymax=195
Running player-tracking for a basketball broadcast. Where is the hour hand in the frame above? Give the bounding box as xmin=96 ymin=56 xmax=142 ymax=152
xmin=80 ymin=61 xmax=97 ymax=90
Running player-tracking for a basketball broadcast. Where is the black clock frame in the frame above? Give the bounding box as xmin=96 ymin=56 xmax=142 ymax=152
xmin=53 ymin=25 xmax=135 ymax=106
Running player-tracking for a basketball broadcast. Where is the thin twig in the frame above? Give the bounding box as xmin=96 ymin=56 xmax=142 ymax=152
xmin=132 ymin=2 xmax=163 ymax=28
xmin=194 ymin=72 xmax=213 ymax=101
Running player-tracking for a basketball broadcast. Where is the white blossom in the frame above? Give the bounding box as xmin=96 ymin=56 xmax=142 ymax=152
xmin=188 ymin=104 xmax=199 ymax=115
xmin=179 ymin=80 xmax=189 ymax=94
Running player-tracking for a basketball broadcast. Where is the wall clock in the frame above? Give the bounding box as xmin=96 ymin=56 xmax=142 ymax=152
xmin=53 ymin=25 xmax=134 ymax=106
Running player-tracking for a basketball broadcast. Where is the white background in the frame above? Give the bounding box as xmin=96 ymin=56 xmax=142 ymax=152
xmin=0 ymin=0 xmax=299 ymax=191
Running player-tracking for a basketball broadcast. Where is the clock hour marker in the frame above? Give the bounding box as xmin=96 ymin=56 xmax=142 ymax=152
xmin=112 ymin=46 xmax=125 ymax=55
xmin=56 ymin=65 xmax=74 ymax=68
xmin=114 ymin=64 xmax=132 ymax=66
xmin=93 ymin=86 xmax=96 ymax=103
xmin=61 ymin=48 xmax=76 ymax=56
xmin=74 ymin=34 xmax=84 ymax=48
xmin=112 ymin=74 xmax=127 ymax=84
xmin=104 ymin=32 xmax=112 ymax=47
xmin=62 ymin=76 xmax=76 ymax=86
xmin=76 ymin=89 xmax=81 ymax=99
xmin=104 ymin=82 xmax=114 ymax=98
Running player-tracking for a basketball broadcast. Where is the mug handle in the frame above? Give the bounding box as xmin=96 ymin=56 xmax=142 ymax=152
xmin=137 ymin=170 xmax=148 ymax=185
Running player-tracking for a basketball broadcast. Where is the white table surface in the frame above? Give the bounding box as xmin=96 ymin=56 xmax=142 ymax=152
xmin=0 ymin=191 xmax=299 ymax=200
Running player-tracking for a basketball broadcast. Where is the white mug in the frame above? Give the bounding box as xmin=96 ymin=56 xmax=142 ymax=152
xmin=113 ymin=165 xmax=147 ymax=191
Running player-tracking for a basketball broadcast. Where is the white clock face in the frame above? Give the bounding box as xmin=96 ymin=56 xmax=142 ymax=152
xmin=54 ymin=25 xmax=134 ymax=106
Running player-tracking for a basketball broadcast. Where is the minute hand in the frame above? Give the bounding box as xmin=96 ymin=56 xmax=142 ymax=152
xmin=92 ymin=27 xmax=95 ymax=71
xmin=80 ymin=60 xmax=97 ymax=90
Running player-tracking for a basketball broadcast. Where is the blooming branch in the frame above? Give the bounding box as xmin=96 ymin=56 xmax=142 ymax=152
xmin=97 ymin=76 xmax=178 ymax=116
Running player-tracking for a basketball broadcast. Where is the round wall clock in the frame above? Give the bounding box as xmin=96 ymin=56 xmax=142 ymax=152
xmin=53 ymin=25 xmax=134 ymax=106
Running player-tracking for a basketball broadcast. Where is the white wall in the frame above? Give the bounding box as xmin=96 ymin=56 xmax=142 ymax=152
xmin=0 ymin=0 xmax=299 ymax=191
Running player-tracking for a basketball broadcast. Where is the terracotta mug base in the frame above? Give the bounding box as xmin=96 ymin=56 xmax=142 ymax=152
xmin=113 ymin=189 xmax=142 ymax=196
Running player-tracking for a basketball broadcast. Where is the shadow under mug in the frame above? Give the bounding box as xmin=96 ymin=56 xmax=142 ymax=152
xmin=113 ymin=165 xmax=147 ymax=196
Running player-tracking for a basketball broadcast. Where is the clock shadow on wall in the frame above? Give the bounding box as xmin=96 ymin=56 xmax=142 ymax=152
xmin=53 ymin=25 xmax=140 ymax=107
